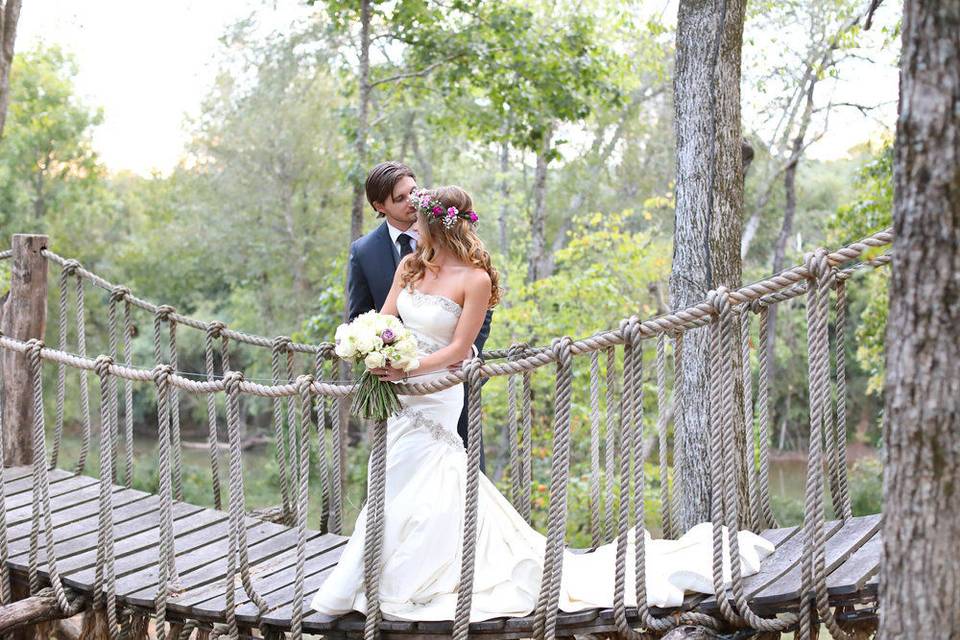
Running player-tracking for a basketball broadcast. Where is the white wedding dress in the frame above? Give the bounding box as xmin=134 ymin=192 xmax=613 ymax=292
xmin=310 ymin=287 xmax=774 ymax=622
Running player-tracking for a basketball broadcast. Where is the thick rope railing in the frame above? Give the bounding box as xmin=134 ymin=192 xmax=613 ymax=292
xmin=752 ymin=306 xmax=777 ymax=529
xmin=363 ymin=418 xmax=388 ymax=640
xmin=153 ymin=363 xmax=182 ymax=640
xmin=270 ymin=337 xmax=294 ymax=523
xmin=655 ymin=335 xmax=672 ymax=539
xmin=0 ymin=362 xmax=11 ymax=613
xmin=740 ymin=310 xmax=760 ymax=532
xmin=204 ymin=321 xmax=226 ymax=510
xmin=290 ymin=375 xmax=314 ymax=640
xmin=313 ymin=349 xmax=331 ymax=533
xmin=834 ymin=277 xmax=852 ymax=520
xmin=155 ymin=306 xmax=184 ymax=501
xmin=589 ymin=350 xmax=603 ymax=546
xmin=603 ymin=346 xmax=618 ymax=542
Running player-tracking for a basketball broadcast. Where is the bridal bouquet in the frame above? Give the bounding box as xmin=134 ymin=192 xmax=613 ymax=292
xmin=335 ymin=311 xmax=420 ymax=421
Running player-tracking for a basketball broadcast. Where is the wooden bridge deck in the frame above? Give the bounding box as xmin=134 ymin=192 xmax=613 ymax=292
xmin=2 ymin=467 xmax=881 ymax=636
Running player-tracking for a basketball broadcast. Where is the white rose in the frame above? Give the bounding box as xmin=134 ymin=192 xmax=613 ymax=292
xmin=402 ymin=358 xmax=420 ymax=372
xmin=364 ymin=351 xmax=386 ymax=369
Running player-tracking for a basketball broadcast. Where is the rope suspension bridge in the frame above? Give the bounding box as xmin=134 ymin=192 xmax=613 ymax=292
xmin=0 ymin=229 xmax=891 ymax=640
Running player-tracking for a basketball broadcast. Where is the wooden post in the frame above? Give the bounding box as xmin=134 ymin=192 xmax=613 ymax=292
xmin=1 ymin=234 xmax=48 ymax=467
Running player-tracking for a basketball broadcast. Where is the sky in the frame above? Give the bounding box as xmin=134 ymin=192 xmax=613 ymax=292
xmin=16 ymin=1 xmax=901 ymax=177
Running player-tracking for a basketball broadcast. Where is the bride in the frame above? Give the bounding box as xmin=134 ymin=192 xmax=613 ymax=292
xmin=310 ymin=185 xmax=774 ymax=622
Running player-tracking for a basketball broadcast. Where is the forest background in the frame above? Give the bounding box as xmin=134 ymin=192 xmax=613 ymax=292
xmin=0 ymin=0 xmax=901 ymax=543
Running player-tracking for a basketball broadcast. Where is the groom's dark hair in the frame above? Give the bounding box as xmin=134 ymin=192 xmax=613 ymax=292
xmin=365 ymin=161 xmax=416 ymax=218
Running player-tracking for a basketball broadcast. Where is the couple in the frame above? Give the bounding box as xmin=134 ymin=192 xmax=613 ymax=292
xmin=310 ymin=161 xmax=774 ymax=622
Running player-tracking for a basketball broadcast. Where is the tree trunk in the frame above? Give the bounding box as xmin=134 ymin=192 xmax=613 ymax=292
xmin=0 ymin=0 xmax=22 ymax=140
xmin=878 ymin=2 xmax=960 ymax=639
xmin=527 ymin=125 xmax=553 ymax=283
xmin=498 ymin=140 xmax=510 ymax=256
xmin=671 ymin=0 xmax=748 ymax=533
xmin=1 ymin=234 xmax=49 ymax=466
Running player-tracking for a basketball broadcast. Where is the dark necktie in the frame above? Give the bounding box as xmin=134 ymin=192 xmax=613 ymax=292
xmin=398 ymin=233 xmax=414 ymax=258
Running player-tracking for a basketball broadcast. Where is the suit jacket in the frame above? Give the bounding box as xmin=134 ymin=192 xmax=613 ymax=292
xmin=347 ymin=221 xmax=492 ymax=353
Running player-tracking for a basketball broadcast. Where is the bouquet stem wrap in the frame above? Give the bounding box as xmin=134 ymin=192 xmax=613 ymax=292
xmin=350 ymin=370 xmax=402 ymax=422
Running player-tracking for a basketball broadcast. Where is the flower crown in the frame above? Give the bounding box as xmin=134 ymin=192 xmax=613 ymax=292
xmin=411 ymin=189 xmax=479 ymax=229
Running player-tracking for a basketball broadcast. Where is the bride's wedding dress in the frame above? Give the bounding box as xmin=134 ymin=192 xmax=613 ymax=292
xmin=310 ymin=287 xmax=773 ymax=622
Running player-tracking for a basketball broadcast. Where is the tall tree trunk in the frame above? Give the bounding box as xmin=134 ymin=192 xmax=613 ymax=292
xmin=527 ymin=125 xmax=553 ymax=283
xmin=0 ymin=0 xmax=22 ymax=140
xmin=350 ymin=0 xmax=372 ymax=244
xmin=671 ymin=0 xmax=749 ymax=533
xmin=879 ymin=2 xmax=960 ymax=638
xmin=764 ymin=67 xmax=817 ymax=448
xmin=498 ymin=140 xmax=510 ymax=256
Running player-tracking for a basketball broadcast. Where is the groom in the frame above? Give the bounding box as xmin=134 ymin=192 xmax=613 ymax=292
xmin=347 ymin=161 xmax=492 ymax=472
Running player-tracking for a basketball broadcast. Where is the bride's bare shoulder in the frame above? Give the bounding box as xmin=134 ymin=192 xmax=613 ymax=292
xmin=464 ymin=267 xmax=491 ymax=291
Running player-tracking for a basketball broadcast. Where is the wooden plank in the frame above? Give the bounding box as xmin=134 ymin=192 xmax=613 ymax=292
xmin=203 ymin=536 xmax=347 ymax=624
xmin=5 ymin=486 xmax=147 ymax=544
xmin=697 ymin=519 xmax=842 ymax=614
xmin=2 ymin=467 xmax=76 ymax=494
xmin=751 ymin=514 xmax=881 ymax=606
xmin=5 ymin=502 xmax=225 ymax=583
xmin=826 ymin=531 xmax=882 ymax=596
xmin=60 ymin=507 xmax=232 ymax=595
xmin=116 ymin=516 xmax=293 ymax=608
xmin=3 ymin=475 xmax=100 ymax=522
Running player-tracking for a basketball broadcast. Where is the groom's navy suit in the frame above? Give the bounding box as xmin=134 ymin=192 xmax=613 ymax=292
xmin=347 ymin=221 xmax=491 ymax=472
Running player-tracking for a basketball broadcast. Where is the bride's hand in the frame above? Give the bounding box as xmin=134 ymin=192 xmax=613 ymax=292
xmin=370 ymin=366 xmax=406 ymax=382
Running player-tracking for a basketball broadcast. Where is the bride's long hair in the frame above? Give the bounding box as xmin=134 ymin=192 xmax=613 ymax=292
xmin=400 ymin=186 xmax=502 ymax=308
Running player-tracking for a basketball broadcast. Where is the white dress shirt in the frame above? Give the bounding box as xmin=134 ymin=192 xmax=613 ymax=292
xmin=386 ymin=222 xmax=419 ymax=259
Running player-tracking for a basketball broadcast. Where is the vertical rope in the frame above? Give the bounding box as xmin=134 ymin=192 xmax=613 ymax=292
xmin=532 ymin=337 xmax=574 ymax=640
xmin=271 ymin=337 xmax=293 ymax=523
xmin=520 ymin=368 xmax=534 ymax=523
xmin=655 ymin=335 xmax=671 ymax=539
xmin=205 ymin=322 xmax=226 ymax=510
xmin=452 ymin=359 xmax=485 ymax=640
xmin=94 ymin=355 xmax=119 ymax=640
xmin=51 ymin=266 xmax=70 ymax=469
xmin=223 ymin=372 xmax=269 ymax=640
xmin=0 ymin=357 xmax=10 ymax=610
xmin=741 ymin=310 xmax=760 ymax=531
xmin=25 ymin=339 xmax=77 ymax=613
xmin=74 ymin=270 xmax=93 ymax=473
xmin=121 ymin=295 xmax=135 ymax=488
xmin=314 ymin=351 xmax=331 ymax=533
xmin=834 ymin=277 xmax=852 ymax=520
xmin=603 ymin=346 xmax=617 ymax=542
xmin=152 ymin=363 xmax=181 ymax=640
xmin=286 ymin=348 xmax=298 ymax=488
xmin=154 ymin=306 xmax=183 ymax=501
xmin=754 ymin=306 xmax=777 ymax=529
xmin=799 ymin=251 xmax=851 ymax=640
xmin=508 ymin=342 xmax=526 ymax=515
xmin=612 ymin=328 xmax=642 ymax=640
xmin=363 ymin=418 xmax=388 ymax=640
xmin=669 ymin=332 xmax=684 ymax=533
xmin=589 ymin=350 xmax=603 ymax=546
xmin=291 ymin=376 xmax=315 ymax=640
xmin=328 ymin=373 xmax=344 ymax=535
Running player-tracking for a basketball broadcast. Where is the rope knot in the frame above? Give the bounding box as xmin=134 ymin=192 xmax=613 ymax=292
xmin=223 ymin=370 xmax=244 ymax=396
xmin=155 ymin=305 xmax=176 ymax=322
xmin=206 ymin=320 xmax=226 ymax=339
xmin=749 ymin=298 xmax=767 ymax=314
xmin=152 ymin=363 xmax=174 ymax=387
xmin=552 ymin=335 xmax=574 ymax=364
xmin=24 ymin=338 xmax=44 ymax=365
xmin=804 ymin=249 xmax=833 ymax=289
xmin=707 ymin=287 xmax=730 ymax=317
xmin=295 ymin=374 xmax=315 ymax=398
xmin=619 ymin=316 xmax=641 ymax=346
xmin=110 ymin=285 xmax=131 ymax=303
xmin=316 ymin=342 xmax=336 ymax=360
xmin=61 ymin=259 xmax=82 ymax=276
xmin=507 ymin=342 xmax=529 ymax=360
xmin=93 ymin=354 xmax=114 ymax=379
xmin=464 ymin=357 xmax=484 ymax=386
xmin=272 ymin=335 xmax=293 ymax=352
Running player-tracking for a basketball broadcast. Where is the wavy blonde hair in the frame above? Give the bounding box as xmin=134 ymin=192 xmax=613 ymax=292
xmin=400 ymin=186 xmax=502 ymax=308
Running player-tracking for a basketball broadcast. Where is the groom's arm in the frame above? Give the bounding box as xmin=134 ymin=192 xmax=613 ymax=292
xmin=346 ymin=242 xmax=374 ymax=321
xmin=473 ymin=309 xmax=493 ymax=356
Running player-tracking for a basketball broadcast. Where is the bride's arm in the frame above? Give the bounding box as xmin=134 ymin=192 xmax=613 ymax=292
xmin=379 ymin=257 xmax=412 ymax=317
xmin=374 ymin=270 xmax=491 ymax=381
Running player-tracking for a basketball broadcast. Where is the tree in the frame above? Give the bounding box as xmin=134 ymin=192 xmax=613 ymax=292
xmin=878 ymin=1 xmax=959 ymax=638
xmin=0 ymin=0 xmax=22 ymax=139
xmin=671 ymin=0 xmax=751 ymax=533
